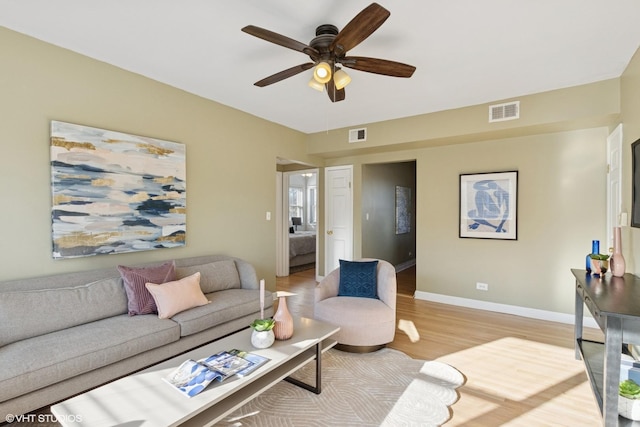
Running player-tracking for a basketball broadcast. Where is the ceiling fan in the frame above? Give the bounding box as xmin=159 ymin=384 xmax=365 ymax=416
xmin=241 ymin=2 xmax=416 ymax=102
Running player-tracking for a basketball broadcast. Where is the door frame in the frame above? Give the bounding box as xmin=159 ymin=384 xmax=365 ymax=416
xmin=607 ymin=123 xmax=623 ymax=250
xmin=275 ymin=171 xmax=287 ymax=277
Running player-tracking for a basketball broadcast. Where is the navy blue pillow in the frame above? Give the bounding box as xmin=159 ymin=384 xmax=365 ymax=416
xmin=338 ymin=259 xmax=379 ymax=299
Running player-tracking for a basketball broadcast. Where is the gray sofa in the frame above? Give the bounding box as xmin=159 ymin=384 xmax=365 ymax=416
xmin=0 ymin=254 xmax=274 ymax=418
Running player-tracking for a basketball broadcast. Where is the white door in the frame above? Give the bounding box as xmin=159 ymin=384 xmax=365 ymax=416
xmin=325 ymin=165 xmax=353 ymax=274
xmin=607 ymin=124 xmax=623 ymax=251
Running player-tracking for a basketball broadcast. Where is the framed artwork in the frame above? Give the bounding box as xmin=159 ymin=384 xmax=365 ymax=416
xmin=395 ymin=186 xmax=411 ymax=234
xmin=459 ymin=171 xmax=518 ymax=240
xmin=50 ymin=121 xmax=186 ymax=258
xmin=632 ymin=138 xmax=640 ymax=228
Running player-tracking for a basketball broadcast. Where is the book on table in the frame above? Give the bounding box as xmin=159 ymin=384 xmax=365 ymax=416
xmin=163 ymin=349 xmax=270 ymax=397
xmin=227 ymin=348 xmax=270 ymax=377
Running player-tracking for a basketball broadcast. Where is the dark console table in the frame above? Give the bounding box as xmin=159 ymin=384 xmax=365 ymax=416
xmin=573 ymin=269 xmax=640 ymax=426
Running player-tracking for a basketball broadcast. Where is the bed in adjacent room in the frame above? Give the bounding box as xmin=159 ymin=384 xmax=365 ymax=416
xmin=289 ymin=230 xmax=316 ymax=272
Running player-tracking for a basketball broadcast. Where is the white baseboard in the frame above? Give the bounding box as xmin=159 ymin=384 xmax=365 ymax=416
xmin=414 ymin=291 xmax=599 ymax=330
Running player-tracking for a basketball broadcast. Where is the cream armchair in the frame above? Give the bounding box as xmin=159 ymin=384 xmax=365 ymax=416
xmin=314 ymin=259 xmax=397 ymax=352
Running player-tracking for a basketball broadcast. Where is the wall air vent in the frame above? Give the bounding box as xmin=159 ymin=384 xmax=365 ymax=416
xmin=489 ymin=101 xmax=520 ymax=123
xmin=348 ymin=127 xmax=367 ymax=143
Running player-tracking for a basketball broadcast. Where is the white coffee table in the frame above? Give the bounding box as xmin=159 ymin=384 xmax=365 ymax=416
xmin=50 ymin=317 xmax=339 ymax=427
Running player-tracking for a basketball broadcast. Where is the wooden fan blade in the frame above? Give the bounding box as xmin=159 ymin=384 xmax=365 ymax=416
xmin=254 ymin=63 xmax=315 ymax=87
xmin=242 ymin=25 xmax=319 ymax=59
xmin=330 ymin=3 xmax=390 ymax=56
xmin=326 ymin=79 xmax=346 ymax=102
xmin=341 ymin=56 xmax=416 ymax=77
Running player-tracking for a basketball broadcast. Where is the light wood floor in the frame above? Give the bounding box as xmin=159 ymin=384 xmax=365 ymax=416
xmin=278 ymin=267 xmax=605 ymax=426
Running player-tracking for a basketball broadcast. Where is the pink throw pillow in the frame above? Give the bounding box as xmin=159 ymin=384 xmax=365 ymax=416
xmin=145 ymin=272 xmax=210 ymax=319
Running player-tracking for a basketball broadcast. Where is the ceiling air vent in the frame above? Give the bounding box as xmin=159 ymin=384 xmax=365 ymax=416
xmin=349 ymin=128 xmax=367 ymax=143
xmin=489 ymin=101 xmax=520 ymax=123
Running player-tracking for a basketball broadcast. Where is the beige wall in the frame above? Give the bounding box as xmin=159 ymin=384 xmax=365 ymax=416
xmin=0 ymin=27 xmax=322 ymax=288
xmin=622 ymin=47 xmax=640 ymax=273
xmin=307 ymin=78 xmax=620 ymax=157
xmin=3 ymin=24 xmax=639 ymax=318
xmin=324 ymin=127 xmax=607 ymax=315
xmin=421 ymin=130 xmax=608 ymax=314
xmin=309 ymin=52 xmax=640 ymax=316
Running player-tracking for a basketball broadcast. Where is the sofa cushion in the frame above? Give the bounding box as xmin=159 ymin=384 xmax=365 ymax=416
xmin=171 ymin=289 xmax=270 ymax=337
xmin=0 ymin=314 xmax=179 ymax=402
xmin=175 ymin=260 xmax=241 ymax=293
xmin=145 ymin=272 xmax=210 ymax=319
xmin=118 ymin=261 xmax=176 ymax=316
xmin=338 ymin=259 xmax=379 ymax=299
xmin=0 ymin=277 xmax=127 ymax=347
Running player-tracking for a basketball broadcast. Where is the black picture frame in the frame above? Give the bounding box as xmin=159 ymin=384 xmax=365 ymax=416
xmin=459 ymin=171 xmax=518 ymax=240
xmin=632 ymin=139 xmax=640 ymax=228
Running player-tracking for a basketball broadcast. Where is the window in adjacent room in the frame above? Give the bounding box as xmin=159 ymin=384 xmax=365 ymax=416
xmin=289 ymin=187 xmax=304 ymax=220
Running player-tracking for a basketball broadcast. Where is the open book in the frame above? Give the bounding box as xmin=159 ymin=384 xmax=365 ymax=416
xmin=228 ymin=349 xmax=270 ymax=377
xmin=163 ymin=349 xmax=270 ymax=397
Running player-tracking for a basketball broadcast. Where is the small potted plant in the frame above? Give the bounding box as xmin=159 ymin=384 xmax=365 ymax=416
xmin=589 ymin=253 xmax=610 ymax=276
xmin=250 ymin=318 xmax=275 ymax=349
xmin=619 ymin=379 xmax=640 ymax=420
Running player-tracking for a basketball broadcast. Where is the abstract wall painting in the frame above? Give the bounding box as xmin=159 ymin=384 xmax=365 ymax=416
xmin=459 ymin=171 xmax=518 ymax=240
xmin=395 ymin=186 xmax=411 ymax=234
xmin=50 ymin=121 xmax=186 ymax=259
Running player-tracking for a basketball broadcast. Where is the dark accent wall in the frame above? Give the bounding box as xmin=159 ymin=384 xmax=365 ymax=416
xmin=362 ymin=161 xmax=416 ymax=266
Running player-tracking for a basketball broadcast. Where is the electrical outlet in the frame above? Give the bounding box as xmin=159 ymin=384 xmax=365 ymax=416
xmin=476 ymin=282 xmax=489 ymax=291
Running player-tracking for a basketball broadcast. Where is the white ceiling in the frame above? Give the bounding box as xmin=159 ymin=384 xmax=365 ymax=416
xmin=2 ymin=1 xmax=640 ymax=134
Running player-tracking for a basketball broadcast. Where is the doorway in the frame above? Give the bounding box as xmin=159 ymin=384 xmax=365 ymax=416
xmin=276 ymin=166 xmax=319 ymax=277
xmin=361 ymin=160 xmax=416 ymax=295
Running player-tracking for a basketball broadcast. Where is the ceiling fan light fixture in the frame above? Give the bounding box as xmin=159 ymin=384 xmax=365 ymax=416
xmin=308 ymin=78 xmax=325 ymax=92
xmin=313 ymin=62 xmax=332 ymax=84
xmin=243 ymin=3 xmax=414 ymax=103
xmin=333 ymin=69 xmax=351 ymax=90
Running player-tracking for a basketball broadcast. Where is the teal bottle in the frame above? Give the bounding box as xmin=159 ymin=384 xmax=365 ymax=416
xmin=585 ymin=240 xmax=599 ymax=273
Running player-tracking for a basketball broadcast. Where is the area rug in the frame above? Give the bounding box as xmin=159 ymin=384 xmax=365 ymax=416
xmin=216 ymin=348 xmax=465 ymax=427
xmin=18 ymin=348 xmax=463 ymax=427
